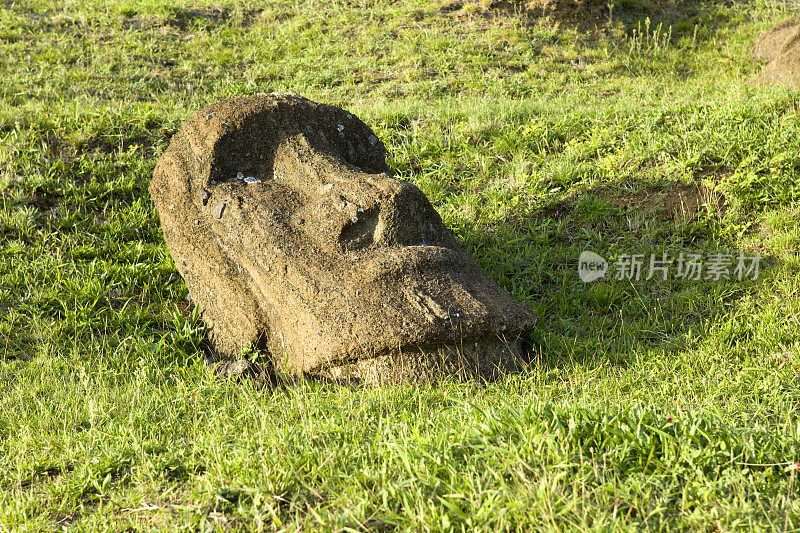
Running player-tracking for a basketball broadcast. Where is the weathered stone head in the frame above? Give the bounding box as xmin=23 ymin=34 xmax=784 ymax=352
xmin=150 ymin=93 xmax=536 ymax=383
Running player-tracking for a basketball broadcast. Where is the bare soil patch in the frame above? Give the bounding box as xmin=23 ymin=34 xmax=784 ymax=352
xmin=608 ymin=183 xmax=726 ymax=221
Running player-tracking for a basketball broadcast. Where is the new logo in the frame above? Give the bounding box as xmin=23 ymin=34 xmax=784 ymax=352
xmin=578 ymin=251 xmax=608 ymax=282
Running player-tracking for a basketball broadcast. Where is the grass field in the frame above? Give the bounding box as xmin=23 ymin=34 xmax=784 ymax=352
xmin=2 ymin=0 xmax=800 ymax=529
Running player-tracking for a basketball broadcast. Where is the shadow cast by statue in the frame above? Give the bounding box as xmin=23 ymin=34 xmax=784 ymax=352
xmin=455 ymin=177 xmax=780 ymax=374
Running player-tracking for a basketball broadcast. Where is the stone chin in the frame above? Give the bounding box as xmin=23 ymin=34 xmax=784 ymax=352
xmin=151 ymin=93 xmax=536 ymax=383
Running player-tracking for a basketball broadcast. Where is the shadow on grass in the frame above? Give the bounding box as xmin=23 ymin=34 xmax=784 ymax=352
xmin=446 ymin=0 xmax=743 ymax=41
xmin=457 ymin=177 xmax=780 ymax=372
xmin=550 ymin=0 xmax=738 ymax=37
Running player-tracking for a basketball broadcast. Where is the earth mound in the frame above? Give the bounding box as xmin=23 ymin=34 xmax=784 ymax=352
xmin=150 ymin=93 xmax=537 ymax=384
xmin=753 ymin=17 xmax=800 ymax=88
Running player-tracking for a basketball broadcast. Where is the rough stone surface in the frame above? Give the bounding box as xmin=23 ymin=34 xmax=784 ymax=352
xmin=150 ymin=93 xmax=537 ymax=383
xmin=753 ymin=17 xmax=800 ymax=88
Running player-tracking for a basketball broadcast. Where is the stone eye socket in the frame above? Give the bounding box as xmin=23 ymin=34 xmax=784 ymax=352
xmin=339 ymin=207 xmax=379 ymax=251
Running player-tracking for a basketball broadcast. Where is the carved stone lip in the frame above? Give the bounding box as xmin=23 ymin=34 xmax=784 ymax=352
xmin=316 ymin=334 xmax=532 ymax=384
xmin=150 ymin=93 xmax=538 ymax=382
xmin=309 ymin=331 xmax=532 ymax=371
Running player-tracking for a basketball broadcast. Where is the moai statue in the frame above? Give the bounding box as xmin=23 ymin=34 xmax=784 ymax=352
xmin=150 ymin=93 xmax=536 ymax=383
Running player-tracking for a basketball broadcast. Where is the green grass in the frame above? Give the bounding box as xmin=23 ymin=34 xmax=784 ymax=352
xmin=2 ymin=0 xmax=800 ymax=529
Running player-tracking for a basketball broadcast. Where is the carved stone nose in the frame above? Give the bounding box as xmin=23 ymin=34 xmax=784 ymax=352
xmin=373 ymin=180 xmax=443 ymax=247
xmin=272 ymin=132 xmax=445 ymax=252
xmin=334 ymin=177 xmax=443 ymax=250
